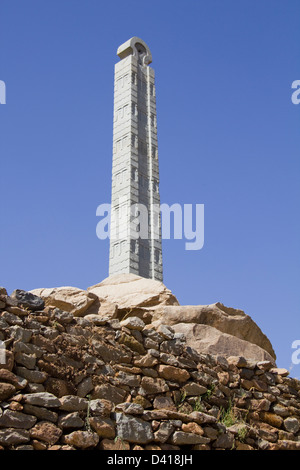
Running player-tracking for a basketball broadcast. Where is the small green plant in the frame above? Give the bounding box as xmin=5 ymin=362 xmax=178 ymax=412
xmin=175 ymin=390 xmax=186 ymax=409
xmin=122 ymin=307 xmax=134 ymax=321
xmin=219 ymin=399 xmax=237 ymax=427
xmin=203 ymin=384 xmax=215 ymax=400
xmin=114 ymin=436 xmax=127 ymax=450
xmin=85 ymin=394 xmax=92 ymax=432
xmin=237 ymin=425 xmax=248 ymax=443
xmin=193 ymin=397 xmax=204 ymax=412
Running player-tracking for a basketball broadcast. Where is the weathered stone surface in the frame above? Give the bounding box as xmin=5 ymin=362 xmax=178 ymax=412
xmin=16 ymin=367 xmax=47 ymax=384
xmin=160 ymin=339 xmax=184 ymax=356
xmin=8 ymin=326 xmax=32 ymax=343
xmin=151 ymin=303 xmax=275 ymax=359
xmin=154 ymin=421 xmax=174 ymax=443
xmin=118 ymin=332 xmax=146 ymax=355
xmin=115 ymin=402 xmax=144 ymax=415
xmin=0 ymin=410 xmax=37 ymax=429
xmin=132 ymin=395 xmax=152 ymax=409
xmin=87 ymin=274 xmax=179 ymax=314
xmin=58 ymin=412 xmax=84 ymax=429
xmin=30 ymin=287 xmax=96 ymax=317
xmin=254 ymin=422 xmax=278 ymax=443
xmin=116 ymin=371 xmax=141 ymax=387
xmin=10 ymin=290 xmax=45 ymax=312
xmin=140 ymin=376 xmax=169 ymax=394
xmin=99 ymin=438 xmax=130 ymax=450
xmin=15 ymin=352 xmax=36 ymax=369
xmin=77 ymin=377 xmax=93 ymax=398
xmin=89 ymin=399 xmax=113 ymax=417
xmin=59 ymin=396 xmax=88 ymax=412
xmin=116 ymin=413 xmax=154 ymax=444
xmin=0 ymin=369 xmax=28 ymax=390
xmin=134 ymin=354 xmax=158 ymax=368
xmin=23 ymin=404 xmax=58 ymax=423
xmin=45 ymin=377 xmax=73 ymax=398
xmin=0 ymin=428 xmax=30 ymax=446
xmin=1 ymin=311 xmax=23 ymax=326
xmin=63 ymin=430 xmax=99 ymax=449
xmin=284 ymin=417 xmax=300 ymax=433
xmin=120 ymin=316 xmax=145 ymax=331
xmin=270 ymin=368 xmax=289 ymax=377
xmin=272 ymin=404 xmax=289 ymax=417
xmin=91 ymin=384 xmax=127 ymax=404
xmin=157 ymin=365 xmax=190 ymax=383
xmin=188 ymin=411 xmax=218 ymax=425
xmin=23 ymin=392 xmax=61 ymax=408
xmin=157 ymin=324 xmax=175 ymax=340
xmin=169 ymin=431 xmax=209 ymax=445
xmin=30 ymin=421 xmax=62 ymax=445
xmin=213 ymin=432 xmax=234 ymax=449
xmin=153 ymin=396 xmax=177 ymax=411
xmin=170 ymin=323 xmax=275 ymax=364
xmin=182 ymin=422 xmax=204 ymax=435
xmin=0 ymin=382 xmax=16 ymax=401
xmin=260 ymin=412 xmax=283 ymax=428
xmin=89 ymin=417 xmax=116 ymax=438
xmin=183 ymin=382 xmax=207 ymax=396
xmin=0 ymin=350 xmax=14 ymax=371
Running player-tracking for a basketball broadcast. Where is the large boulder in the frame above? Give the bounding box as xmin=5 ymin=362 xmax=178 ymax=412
xmin=151 ymin=303 xmax=275 ymax=359
xmin=10 ymin=290 xmax=44 ymax=312
xmin=87 ymin=274 xmax=179 ymax=318
xmin=30 ymin=287 xmax=97 ymax=317
xmin=171 ymin=322 xmax=276 ymax=364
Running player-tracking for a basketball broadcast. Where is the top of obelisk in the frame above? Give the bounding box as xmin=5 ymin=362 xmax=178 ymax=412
xmin=117 ymin=37 xmax=152 ymax=66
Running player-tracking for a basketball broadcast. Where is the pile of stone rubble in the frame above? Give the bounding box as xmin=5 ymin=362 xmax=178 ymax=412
xmin=0 ymin=287 xmax=299 ymax=450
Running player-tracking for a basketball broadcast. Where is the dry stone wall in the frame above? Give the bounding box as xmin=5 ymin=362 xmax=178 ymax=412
xmin=0 ymin=288 xmax=300 ymax=450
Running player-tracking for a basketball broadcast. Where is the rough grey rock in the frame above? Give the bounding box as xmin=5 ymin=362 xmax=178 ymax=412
xmin=114 ymin=402 xmax=144 ymax=415
xmin=154 ymin=421 xmax=175 ymax=443
xmin=169 ymin=431 xmax=209 ymax=445
xmin=0 ymin=410 xmax=37 ymax=429
xmin=23 ymin=392 xmax=61 ymax=408
xmin=116 ymin=413 xmax=154 ymax=444
xmin=16 ymin=367 xmax=47 ymax=384
xmin=284 ymin=417 xmax=300 ymax=433
xmin=10 ymin=290 xmax=45 ymax=312
xmin=0 ymin=428 xmax=30 ymax=446
xmin=58 ymin=412 xmax=85 ymax=429
xmin=120 ymin=316 xmax=145 ymax=331
xmin=59 ymin=396 xmax=88 ymax=411
xmin=23 ymin=404 xmax=58 ymax=423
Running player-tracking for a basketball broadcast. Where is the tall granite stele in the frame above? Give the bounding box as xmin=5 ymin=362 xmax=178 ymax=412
xmin=109 ymin=37 xmax=163 ymax=282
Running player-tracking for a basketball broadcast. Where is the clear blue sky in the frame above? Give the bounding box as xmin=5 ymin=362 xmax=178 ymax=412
xmin=0 ymin=1 xmax=299 ymax=375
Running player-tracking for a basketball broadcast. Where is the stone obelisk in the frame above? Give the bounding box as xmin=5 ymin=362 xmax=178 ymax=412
xmin=109 ymin=37 xmax=163 ymax=281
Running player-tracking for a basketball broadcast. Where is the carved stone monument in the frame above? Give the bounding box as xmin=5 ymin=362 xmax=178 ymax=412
xmin=109 ymin=37 xmax=163 ymax=281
